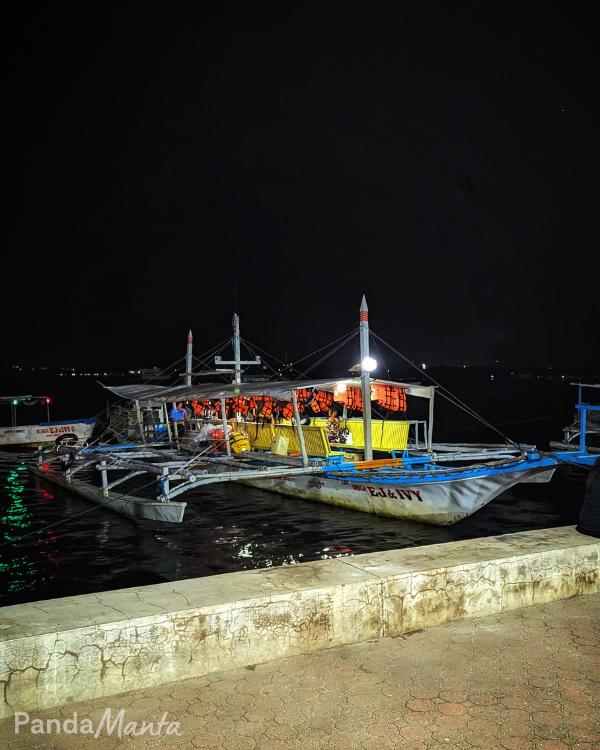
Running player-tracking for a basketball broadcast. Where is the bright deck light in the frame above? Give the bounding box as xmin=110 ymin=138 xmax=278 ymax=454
xmin=335 ymin=382 xmax=347 ymax=393
xmin=362 ymin=357 xmax=377 ymax=372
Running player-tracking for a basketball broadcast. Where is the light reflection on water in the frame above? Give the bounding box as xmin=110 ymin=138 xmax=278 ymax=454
xmin=0 ymin=451 xmax=584 ymax=607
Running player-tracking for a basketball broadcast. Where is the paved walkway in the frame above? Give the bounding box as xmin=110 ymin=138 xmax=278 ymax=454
xmin=2 ymin=594 xmax=599 ymax=750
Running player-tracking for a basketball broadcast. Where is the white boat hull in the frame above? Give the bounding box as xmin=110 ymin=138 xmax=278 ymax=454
xmin=244 ymin=464 xmax=554 ymax=525
xmin=0 ymin=419 xmax=95 ymax=447
xmin=30 ymin=466 xmax=186 ymax=523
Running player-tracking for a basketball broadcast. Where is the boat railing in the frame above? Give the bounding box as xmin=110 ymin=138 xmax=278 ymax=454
xmin=313 ymin=417 xmax=417 ymax=452
xmin=232 ymin=421 xmax=332 ymax=458
xmin=185 ymin=416 xmax=424 ymax=456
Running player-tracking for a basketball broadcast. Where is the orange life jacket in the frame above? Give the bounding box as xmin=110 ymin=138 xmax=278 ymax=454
xmin=310 ymin=389 xmax=334 ymax=414
xmin=333 ymin=384 xmax=347 ymax=403
xmin=371 ymin=384 xmax=407 ymax=412
xmin=232 ymin=396 xmax=249 ymax=415
xmin=259 ymin=397 xmax=274 ymax=419
xmin=333 ymin=386 xmax=363 ymax=411
xmin=281 ymin=402 xmax=294 ymax=420
xmin=295 ymin=388 xmax=311 ymax=406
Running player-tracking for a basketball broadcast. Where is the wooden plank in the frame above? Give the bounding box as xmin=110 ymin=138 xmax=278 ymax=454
xmin=354 ymin=458 xmax=404 ymax=470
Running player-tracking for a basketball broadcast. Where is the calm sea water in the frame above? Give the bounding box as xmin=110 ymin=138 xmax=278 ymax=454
xmin=0 ymin=373 xmax=593 ymax=606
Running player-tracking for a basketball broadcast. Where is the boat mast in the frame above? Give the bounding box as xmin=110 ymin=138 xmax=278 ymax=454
xmin=233 ymin=314 xmax=242 ymax=385
xmin=360 ymin=295 xmax=373 ymax=461
xmin=185 ymin=330 xmax=193 ymax=386
xmin=215 ymin=315 xmax=260 ymax=383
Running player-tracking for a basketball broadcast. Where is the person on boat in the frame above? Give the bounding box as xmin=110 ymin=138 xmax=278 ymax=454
xmin=576 ymin=456 xmax=600 ymax=538
xmin=168 ymin=402 xmax=187 ymax=437
xmin=326 ymin=408 xmax=341 ymax=442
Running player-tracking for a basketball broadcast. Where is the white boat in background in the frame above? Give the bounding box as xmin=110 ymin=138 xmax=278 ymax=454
xmin=0 ymin=395 xmax=95 ymax=447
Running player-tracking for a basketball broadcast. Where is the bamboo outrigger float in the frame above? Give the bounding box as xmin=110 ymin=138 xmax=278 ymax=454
xmin=32 ymin=297 xmax=558 ymax=526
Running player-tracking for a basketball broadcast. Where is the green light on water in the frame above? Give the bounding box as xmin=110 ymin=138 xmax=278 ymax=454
xmin=1 ymin=470 xmax=33 ymax=530
xmin=0 ymin=463 xmax=47 ymax=596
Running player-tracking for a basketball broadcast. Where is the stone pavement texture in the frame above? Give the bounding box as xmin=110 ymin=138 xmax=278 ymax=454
xmin=2 ymin=594 xmax=598 ymax=750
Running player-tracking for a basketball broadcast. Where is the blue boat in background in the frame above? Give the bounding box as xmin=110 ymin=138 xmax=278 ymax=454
xmin=550 ymin=383 xmax=600 ymax=469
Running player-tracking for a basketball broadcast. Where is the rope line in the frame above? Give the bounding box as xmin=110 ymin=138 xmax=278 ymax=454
xmin=370 ymin=330 xmax=517 ymax=445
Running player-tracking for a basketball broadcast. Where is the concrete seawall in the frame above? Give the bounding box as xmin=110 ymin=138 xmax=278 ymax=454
xmin=1 ymin=525 xmax=598 ymax=719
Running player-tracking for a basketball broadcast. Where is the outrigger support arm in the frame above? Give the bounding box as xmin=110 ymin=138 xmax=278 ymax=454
xmin=163 ymin=464 xmax=325 ymax=501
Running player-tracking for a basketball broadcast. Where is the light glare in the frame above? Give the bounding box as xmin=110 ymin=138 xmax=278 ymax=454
xmin=362 ymin=357 xmax=377 ymax=372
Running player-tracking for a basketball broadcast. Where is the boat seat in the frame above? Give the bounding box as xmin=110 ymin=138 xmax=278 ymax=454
xmin=230 ymin=421 xmax=333 ymax=458
xmin=313 ymin=418 xmax=410 ymax=452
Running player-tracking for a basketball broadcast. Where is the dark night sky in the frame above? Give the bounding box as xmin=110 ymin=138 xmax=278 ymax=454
xmin=11 ymin=5 xmax=598 ymax=371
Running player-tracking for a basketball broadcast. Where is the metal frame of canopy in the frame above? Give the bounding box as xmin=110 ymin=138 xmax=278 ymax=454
xmin=101 ymin=377 xmax=437 ymax=467
xmin=100 ymin=377 xmax=435 ymax=403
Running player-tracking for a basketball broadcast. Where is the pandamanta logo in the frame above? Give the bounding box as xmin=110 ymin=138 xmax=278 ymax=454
xmin=14 ymin=709 xmax=183 ymax=738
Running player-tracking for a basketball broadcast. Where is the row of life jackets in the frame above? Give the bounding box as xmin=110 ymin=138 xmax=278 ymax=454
xmin=191 ymin=396 xmax=296 ymax=420
xmin=189 ymin=384 xmax=402 ymax=420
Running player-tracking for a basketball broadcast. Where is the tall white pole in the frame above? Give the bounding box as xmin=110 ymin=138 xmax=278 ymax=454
xmin=221 ymin=398 xmax=231 ymax=456
xmin=427 ymin=389 xmax=435 ymax=452
xmin=185 ymin=330 xmax=193 ymax=386
xmin=135 ymin=399 xmax=146 ymax=445
xmin=232 ymin=314 xmax=242 ymax=385
xmin=292 ymin=389 xmax=308 ymax=467
xmin=164 ymin=404 xmax=173 ymax=444
xmin=360 ymin=295 xmax=373 ymax=461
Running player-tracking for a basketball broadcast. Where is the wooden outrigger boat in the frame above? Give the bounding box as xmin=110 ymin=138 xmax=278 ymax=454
xmin=32 ymin=298 xmax=557 ymax=526
xmin=0 ymin=395 xmax=95 ymax=448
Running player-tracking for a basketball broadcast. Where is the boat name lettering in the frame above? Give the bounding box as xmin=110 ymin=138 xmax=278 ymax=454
xmin=308 ymin=478 xmax=324 ymax=489
xmin=366 ymin=486 xmax=423 ymax=502
xmin=35 ymin=425 xmax=75 ymax=436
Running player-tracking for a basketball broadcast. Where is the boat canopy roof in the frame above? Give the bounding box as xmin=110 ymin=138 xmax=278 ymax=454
xmin=101 ymin=378 xmax=435 ymax=403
